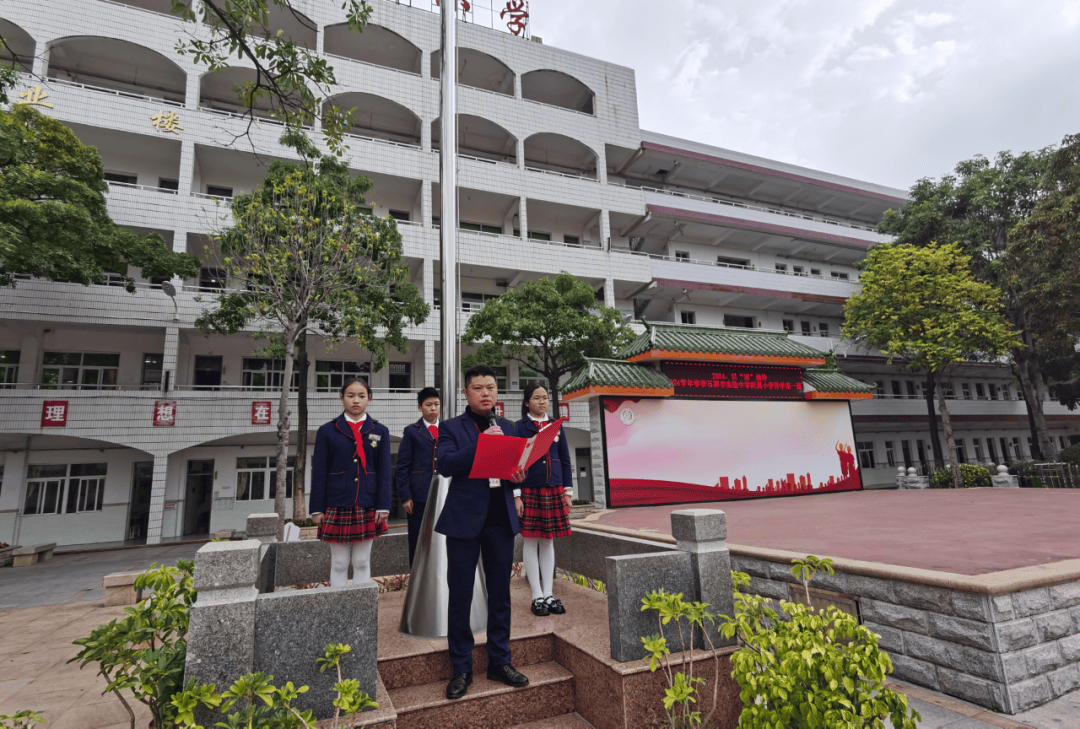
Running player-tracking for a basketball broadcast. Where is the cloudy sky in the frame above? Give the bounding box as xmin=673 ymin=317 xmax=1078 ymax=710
xmin=524 ymin=0 xmax=1080 ymax=191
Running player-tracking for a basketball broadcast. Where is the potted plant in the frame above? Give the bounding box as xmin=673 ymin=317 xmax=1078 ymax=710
xmin=568 ymin=499 xmax=595 ymax=520
xmin=286 ymin=518 xmax=319 ymax=540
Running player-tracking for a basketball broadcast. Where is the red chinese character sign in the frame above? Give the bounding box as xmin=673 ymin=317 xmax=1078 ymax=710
xmin=493 ymin=402 xmax=505 ymax=418
xmin=41 ymin=401 xmax=68 ymax=427
xmin=559 ymin=403 xmax=570 ymax=420
xmin=251 ymin=401 xmax=272 ymax=425
xmin=153 ymin=401 xmax=177 ymax=427
xmin=500 ymin=0 xmax=529 ymax=35
xmin=662 ymin=362 xmax=803 ymax=400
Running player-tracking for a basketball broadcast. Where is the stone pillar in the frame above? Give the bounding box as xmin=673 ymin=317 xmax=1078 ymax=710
xmin=596 ymin=145 xmax=607 ymax=185
xmin=671 ymin=509 xmax=736 ymax=649
xmin=145 ymin=453 xmax=170 ymax=545
xmin=185 ymin=541 xmax=261 ymax=689
xmin=178 ymin=140 xmax=196 ymax=198
xmin=603 ymin=278 xmax=616 ymax=309
xmin=599 ymin=210 xmax=611 ymax=251
xmin=162 ymin=324 xmax=179 ymax=391
xmin=992 ymin=464 xmax=1019 ymax=488
xmin=245 ymin=512 xmax=281 ymax=591
xmin=514 ymin=73 xmax=522 ymax=100
xmin=1 ymin=449 xmax=27 ymax=545
xmin=518 ymin=196 xmax=528 ymax=240
xmin=421 ymin=117 xmax=433 ymax=154
xmin=517 ymin=138 xmax=526 ymax=170
xmin=421 ymin=179 xmax=432 ymax=227
xmin=896 ymin=466 xmax=907 ymax=489
xmin=606 ymin=551 xmax=694 ymax=662
xmin=588 ymin=399 xmax=608 ymax=508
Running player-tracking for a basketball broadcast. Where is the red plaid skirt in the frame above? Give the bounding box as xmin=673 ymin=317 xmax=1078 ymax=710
xmin=520 ymin=486 xmax=571 ymax=539
xmin=318 ymin=505 xmax=387 ymax=544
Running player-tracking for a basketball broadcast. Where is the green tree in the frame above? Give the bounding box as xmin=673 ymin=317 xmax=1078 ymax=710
xmin=196 ymin=133 xmax=428 ymax=525
xmin=842 ymin=243 xmax=1019 ymax=487
xmin=461 ymin=273 xmax=635 ymax=418
xmin=1008 ymin=134 xmax=1080 ymax=414
xmin=0 ymin=105 xmax=200 ymax=289
xmin=170 ymin=0 xmax=372 ymax=154
xmin=878 ymin=149 xmax=1059 ymax=459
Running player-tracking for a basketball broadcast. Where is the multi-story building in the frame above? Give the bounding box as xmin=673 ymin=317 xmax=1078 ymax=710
xmin=1 ymin=0 xmax=1076 ymax=548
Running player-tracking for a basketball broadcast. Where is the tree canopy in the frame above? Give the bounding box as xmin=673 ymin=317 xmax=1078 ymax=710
xmin=461 ymin=273 xmax=635 ymax=417
xmin=842 ymin=242 xmax=1018 ymax=483
xmin=0 ymin=105 xmax=200 ymax=289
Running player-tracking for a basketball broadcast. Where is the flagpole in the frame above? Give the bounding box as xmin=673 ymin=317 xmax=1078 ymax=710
xmin=400 ymin=0 xmax=488 ymax=638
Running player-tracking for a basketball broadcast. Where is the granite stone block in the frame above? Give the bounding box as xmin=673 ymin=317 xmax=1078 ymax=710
xmin=928 ymin=613 xmax=996 ymax=651
xmin=807 ymin=569 xmax=847 ymax=595
xmin=103 ymin=572 xmax=142 ymax=607
xmin=844 ymin=574 xmax=895 ymax=602
xmin=991 ymin=594 xmax=1015 ymax=621
xmin=765 ymin=560 xmax=799 ymax=584
xmin=951 ymin=592 xmax=991 ymax=622
xmin=1049 ymin=581 xmax=1080 ymax=610
xmin=747 ymin=576 xmax=787 ymax=600
xmin=861 ymin=599 xmax=929 ymax=633
xmin=670 ymin=509 xmax=726 ymax=545
xmin=1013 ymin=587 xmax=1051 ymax=617
xmin=1008 ymin=676 xmax=1052 ymax=713
xmin=1045 ymin=664 xmax=1080 ymax=698
xmin=555 ymin=528 xmax=675 ymax=585
xmin=937 ymin=667 xmax=1006 ymax=713
xmin=254 ymin=584 xmax=378 ymax=719
xmin=371 ymin=531 xmax=409 ymax=578
xmin=269 ymin=540 xmax=332 ymax=587
xmin=687 ymin=542 xmax=735 ymax=648
xmin=894 ymin=581 xmax=955 ymax=613
xmin=904 ymin=633 xmax=1002 ymax=681
xmin=1022 ymin=642 xmax=1066 ymax=675
xmin=185 ymin=591 xmax=257 ymax=689
xmin=1001 ymin=652 xmax=1029 ymax=683
xmin=245 ymin=513 xmax=280 ymax=541
xmin=1059 ymin=633 xmax=1080 ymax=661
xmin=193 ymin=540 xmax=260 ymax=592
xmin=730 ymin=555 xmax=771 ymax=579
xmin=862 ymin=621 xmax=903 ymax=654
xmin=1034 ymin=610 xmax=1075 ymax=642
xmin=995 ymin=618 xmax=1039 ymax=652
xmin=890 ymin=654 xmax=939 ymax=690
xmin=606 ymin=551 xmax=695 ymax=662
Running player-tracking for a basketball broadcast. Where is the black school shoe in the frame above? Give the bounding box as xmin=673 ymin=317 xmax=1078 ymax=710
xmin=531 ymin=597 xmax=550 ymax=616
xmin=487 ymin=663 xmax=529 ymax=687
xmin=446 ymin=671 xmax=472 ymax=699
xmin=545 ymin=596 xmax=566 ymax=615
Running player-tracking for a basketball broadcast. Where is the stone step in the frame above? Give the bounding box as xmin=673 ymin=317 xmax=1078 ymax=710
xmin=508 ymin=712 xmax=595 ymax=728
xmin=379 ymin=633 xmax=554 ymax=691
xmin=389 ymin=661 xmax=575 ymax=729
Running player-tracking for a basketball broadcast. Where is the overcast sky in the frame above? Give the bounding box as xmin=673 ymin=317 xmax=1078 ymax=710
xmin=524 ymin=0 xmax=1080 ymax=191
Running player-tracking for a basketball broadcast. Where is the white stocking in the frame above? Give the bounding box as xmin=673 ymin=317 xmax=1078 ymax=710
xmin=328 ymin=541 xmax=374 ymax=587
xmin=538 ymin=538 xmax=556 ymax=598
xmin=522 ymin=537 xmax=544 ymax=601
xmin=350 ymin=539 xmax=373 ymax=584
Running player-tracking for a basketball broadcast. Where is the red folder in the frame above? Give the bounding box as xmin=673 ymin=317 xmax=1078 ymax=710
xmin=468 ymin=418 xmax=567 ymax=480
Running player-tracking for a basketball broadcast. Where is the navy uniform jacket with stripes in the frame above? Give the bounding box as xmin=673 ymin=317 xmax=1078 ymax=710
xmin=309 ymin=414 xmax=392 ymax=514
xmin=515 ymin=418 xmax=574 ymax=490
xmin=395 ymin=418 xmax=438 ymax=504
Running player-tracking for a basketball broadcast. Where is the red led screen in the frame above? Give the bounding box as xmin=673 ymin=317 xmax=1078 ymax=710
xmin=662 ymin=362 xmax=803 ymax=399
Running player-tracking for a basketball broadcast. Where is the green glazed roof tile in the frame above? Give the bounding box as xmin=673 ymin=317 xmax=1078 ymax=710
xmin=618 ymin=321 xmax=827 ymax=362
xmin=804 ymin=368 xmax=876 ymax=394
xmin=562 ymin=358 xmax=673 ymax=397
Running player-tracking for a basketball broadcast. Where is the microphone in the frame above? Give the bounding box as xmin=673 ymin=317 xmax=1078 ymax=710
xmin=487 ymin=410 xmax=500 ymax=430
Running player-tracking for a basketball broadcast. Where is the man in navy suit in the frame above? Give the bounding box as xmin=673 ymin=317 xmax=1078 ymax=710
xmin=396 ymin=387 xmax=442 ymax=566
xmin=435 ymin=363 xmax=529 ymax=699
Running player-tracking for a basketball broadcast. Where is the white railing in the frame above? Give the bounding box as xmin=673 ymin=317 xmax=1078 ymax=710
xmin=612 ymin=248 xmax=858 ymax=283
xmin=609 ymin=180 xmax=879 ymax=233
xmin=198 ymin=105 xmax=286 ymax=127
xmin=522 ymin=98 xmax=594 ymax=117
xmin=323 ymin=52 xmax=423 ymax=78
xmin=524 ymin=165 xmax=597 ymax=182
xmin=46 ymin=76 xmax=185 ymax=107
xmin=341 ymin=131 xmax=422 ymax=151
xmin=459 ymin=152 xmax=516 ymax=167
xmin=190 ymin=192 xmax=232 ymax=201
xmin=97 ymin=0 xmax=184 ymax=19
xmin=105 ymin=180 xmax=178 ymax=195
xmin=458 ymin=228 xmax=600 ymax=251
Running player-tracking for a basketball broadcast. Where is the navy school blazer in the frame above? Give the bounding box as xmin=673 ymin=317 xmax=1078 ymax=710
xmin=515 ymin=417 xmax=574 ymax=491
xmin=395 ymin=418 xmax=438 ymax=504
xmin=309 ymin=414 xmax=392 ymax=514
xmin=433 ymin=411 xmax=521 ymax=540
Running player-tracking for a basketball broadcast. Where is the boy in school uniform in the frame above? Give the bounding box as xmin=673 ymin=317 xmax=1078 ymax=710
xmin=395 ymin=387 xmax=441 ymax=566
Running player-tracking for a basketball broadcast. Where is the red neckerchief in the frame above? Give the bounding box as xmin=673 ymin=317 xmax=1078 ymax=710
xmin=347 ymin=418 xmax=367 ymax=471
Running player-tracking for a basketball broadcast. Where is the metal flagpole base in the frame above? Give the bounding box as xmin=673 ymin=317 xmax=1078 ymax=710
xmin=399 ymin=475 xmax=487 ymax=638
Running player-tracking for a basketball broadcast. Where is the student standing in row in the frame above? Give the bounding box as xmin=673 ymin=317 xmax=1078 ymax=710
xmin=309 ymin=378 xmax=391 ymax=587
xmin=515 ymin=383 xmax=574 ymax=617
xmin=395 ymin=387 xmax=441 ymax=566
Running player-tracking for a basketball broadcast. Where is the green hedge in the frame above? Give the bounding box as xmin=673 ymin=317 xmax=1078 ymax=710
xmin=1058 ymin=444 xmax=1080 ymax=466
xmin=931 ymin=464 xmax=992 ymax=488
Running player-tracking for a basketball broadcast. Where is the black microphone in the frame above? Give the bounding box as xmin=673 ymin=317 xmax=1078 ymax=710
xmin=487 ymin=410 xmax=500 ymax=430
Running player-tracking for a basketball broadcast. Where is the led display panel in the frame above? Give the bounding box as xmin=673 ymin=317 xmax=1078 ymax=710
xmin=602 ymin=396 xmax=862 ymax=507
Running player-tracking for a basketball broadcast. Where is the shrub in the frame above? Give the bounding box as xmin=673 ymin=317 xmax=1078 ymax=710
xmin=1058 ymin=443 xmax=1080 ymax=466
xmin=72 ymin=560 xmax=196 ymax=729
xmin=1009 ymin=461 xmax=1043 ymax=487
xmin=0 ymin=711 xmax=45 ymax=729
xmin=930 ymin=464 xmax=992 ymax=488
xmin=930 ymin=468 xmax=954 ymax=489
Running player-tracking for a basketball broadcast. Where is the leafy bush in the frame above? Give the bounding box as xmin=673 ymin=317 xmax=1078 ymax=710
xmin=72 ymin=560 xmax=196 ymax=729
xmin=930 ymin=468 xmax=954 ymax=489
xmin=1058 ymin=444 xmax=1080 ymax=466
xmin=930 ymin=464 xmax=992 ymax=488
xmin=1009 ymin=461 xmax=1043 ymax=487
xmin=0 ymin=711 xmax=45 ymax=729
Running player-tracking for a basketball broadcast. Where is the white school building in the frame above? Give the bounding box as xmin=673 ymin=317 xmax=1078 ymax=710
xmin=1 ymin=0 xmax=1076 ymax=548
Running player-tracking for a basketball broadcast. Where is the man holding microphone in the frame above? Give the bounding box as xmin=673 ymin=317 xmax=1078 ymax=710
xmin=435 ymin=363 xmax=529 ymax=700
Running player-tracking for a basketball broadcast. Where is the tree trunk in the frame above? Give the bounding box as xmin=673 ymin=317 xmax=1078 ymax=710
xmin=549 ymin=373 xmax=561 ymax=424
xmin=292 ymin=335 xmax=309 ymax=522
xmin=274 ymin=324 xmax=299 ymax=533
xmin=924 ymin=372 xmax=945 ymax=468
xmin=1013 ymin=312 xmax=1056 ymax=461
xmin=937 ymin=389 xmax=963 ymax=488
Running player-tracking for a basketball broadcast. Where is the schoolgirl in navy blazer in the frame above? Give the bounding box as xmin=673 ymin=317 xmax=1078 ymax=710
xmin=310 ymin=413 xmax=392 ymax=515
xmin=515 ymin=416 xmax=574 ymax=490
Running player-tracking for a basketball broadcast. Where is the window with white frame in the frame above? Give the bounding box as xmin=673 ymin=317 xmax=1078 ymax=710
xmin=782 ymin=320 xmax=794 ymax=332
xmin=975 ymin=383 xmax=986 ymax=399
xmin=774 ymin=263 xmax=788 ymax=273
xmin=988 ymin=383 xmax=998 ymax=400
xmin=519 ymin=367 xmax=546 ymax=390
xmin=956 ymin=438 xmax=967 ymax=463
xmin=961 ymin=383 xmax=972 ymax=400
xmin=973 ymin=438 xmax=984 ymax=462
xmin=856 ymin=442 xmax=876 ymax=469
xmin=680 ymin=310 xmax=696 ymax=325
xmin=884 ymin=441 xmax=896 ymax=468
xmin=315 ymin=361 xmax=371 ymax=392
xmin=489 ymin=365 xmax=508 ymax=392
xmin=236 ymin=457 xmax=295 ymax=501
xmin=23 ymin=463 xmax=106 ymax=515
xmin=675 ymin=250 xmax=690 ymax=262
xmin=830 ymin=271 xmax=850 ymax=281
xmin=819 ymin=323 xmax=830 ymax=337
xmin=389 ymin=362 xmax=412 ymax=390
xmin=0 ymin=350 xmax=19 ymax=388
xmin=242 ymin=358 xmax=299 ymax=391
xmin=41 ymin=352 xmax=120 ymax=390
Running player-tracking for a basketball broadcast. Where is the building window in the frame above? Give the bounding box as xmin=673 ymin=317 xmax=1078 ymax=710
xmin=941 ymin=381 xmax=955 ymax=399
xmin=24 ymin=463 xmax=106 ymax=515
xmin=489 ymin=365 xmax=508 ymax=392
xmin=1012 ymin=437 xmax=1024 ymax=460
xmin=792 ymin=265 xmax=805 ymax=276
xmin=206 ymin=185 xmax=233 ymax=198
xmin=830 ymin=271 xmax=850 ymax=281
xmin=389 ymin=362 xmax=411 ymax=390
xmin=819 ymin=323 xmax=830 ymax=337
xmin=906 ymin=381 xmax=917 ymax=399
xmin=680 ymin=311 xmax=696 ymax=325
xmin=199 ymin=267 xmax=226 ymax=292
xmin=0 ymin=350 xmax=20 ymax=388
xmin=563 ymin=235 xmax=580 ymax=245
xmin=194 ymin=356 xmax=223 ymax=390
xmin=874 ymin=381 xmax=885 ymax=397
xmin=724 ymin=315 xmax=754 ymax=328
xmin=674 ymin=250 xmax=689 ymax=261
xmin=519 ymin=367 xmax=546 ymax=390
xmin=988 ymin=383 xmax=998 ymax=400
xmin=461 ymin=221 xmax=503 ymax=234
xmin=716 ymin=256 xmax=749 ymax=268
xmin=782 ymin=320 xmax=794 ymax=333
xmin=104 ymin=171 xmax=138 ymax=185
xmin=141 ymin=353 xmax=164 ymax=390
xmin=956 ymin=438 xmax=967 ymax=464
xmin=973 ymin=438 xmax=984 ymax=462
xmin=241 ymin=358 xmax=299 ymax=391
xmin=389 ymin=210 xmax=411 ymax=222
xmin=901 ymin=440 xmax=913 ymax=469
xmin=800 ymin=321 xmax=812 ymax=336
xmin=961 ymin=383 xmax=972 ymax=400
xmin=856 ymin=442 xmax=876 ymax=469
xmin=986 ymin=438 xmax=998 ymax=464
xmin=462 ymin=292 xmax=499 ymax=312
xmin=810 ymin=268 xmax=822 ymax=277
xmin=158 ymin=178 xmax=179 ymax=191
xmin=775 ymin=263 xmax=788 ymax=274
xmin=975 ymin=383 xmax=986 ymax=399
xmin=315 ymin=361 xmax=371 ymax=392
xmin=41 ymin=352 xmax=120 ymax=390
xmin=891 ymin=381 xmax=902 ymax=398
xmin=884 ymin=441 xmax=896 ymax=468
xmin=235 ymin=456 xmax=295 ymax=501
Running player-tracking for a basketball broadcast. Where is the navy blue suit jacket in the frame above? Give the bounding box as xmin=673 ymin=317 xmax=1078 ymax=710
xmin=309 ymin=414 xmax=392 ymax=514
xmin=515 ymin=418 xmax=574 ymax=490
xmin=434 ymin=411 xmax=521 ymax=540
xmin=396 ymin=418 xmax=438 ymax=503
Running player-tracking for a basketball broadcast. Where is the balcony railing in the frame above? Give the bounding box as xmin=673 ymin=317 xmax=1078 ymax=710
xmin=323 ymin=52 xmax=422 ymax=78
xmin=609 ymin=179 xmax=879 ymax=233
xmin=342 ymin=131 xmax=421 ymax=151
xmin=524 ymin=165 xmax=597 ymax=182
xmin=614 ymin=248 xmax=858 ymax=283
xmin=46 ymin=76 xmax=185 ymax=107
xmin=106 ymin=180 xmax=178 ymax=195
